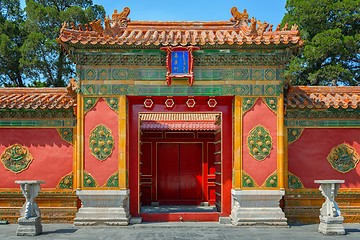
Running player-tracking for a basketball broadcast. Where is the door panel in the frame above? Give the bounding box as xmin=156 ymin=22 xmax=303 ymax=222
xmin=179 ymin=143 xmax=202 ymax=200
xmin=157 ymin=143 xmax=180 ymax=200
xmin=157 ymin=142 xmax=203 ymax=203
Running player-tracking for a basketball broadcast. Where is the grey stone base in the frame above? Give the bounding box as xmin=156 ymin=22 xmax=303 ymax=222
xmin=130 ymin=217 xmax=143 ymax=224
xmin=16 ymin=217 xmax=42 ymax=236
xmin=74 ymin=190 xmax=130 ymax=226
xmin=230 ymin=189 xmax=287 ymax=226
xmin=318 ymin=216 xmax=345 ymax=235
xmin=219 ymin=217 xmax=231 ymax=224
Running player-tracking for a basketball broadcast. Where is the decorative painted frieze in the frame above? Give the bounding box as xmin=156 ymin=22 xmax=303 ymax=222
xmin=287 ymin=128 xmax=304 ymax=144
xmin=57 ymin=128 xmax=74 ymax=145
xmin=327 ymin=143 xmax=360 ymax=173
xmin=83 ymin=171 xmax=98 ymax=187
xmin=242 ymin=98 xmax=257 ymax=113
xmin=105 ymin=98 xmax=119 ymax=112
xmin=288 ymin=172 xmax=304 ymax=189
xmin=81 ymin=83 xmax=282 ymax=97
xmin=89 ymin=124 xmax=115 ymax=161
xmin=242 ymin=171 xmax=257 ymax=187
xmin=1 ymin=144 xmax=33 ymax=173
xmin=105 ymin=172 xmax=119 ymax=188
xmin=79 ymin=67 xmax=283 ymax=82
xmin=247 ymin=125 xmax=272 ymax=161
xmin=57 ymin=172 xmax=73 ymax=189
xmin=263 ymin=171 xmax=278 ymax=187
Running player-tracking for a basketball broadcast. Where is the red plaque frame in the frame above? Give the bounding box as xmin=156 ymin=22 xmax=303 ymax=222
xmin=160 ymin=46 xmax=199 ymax=86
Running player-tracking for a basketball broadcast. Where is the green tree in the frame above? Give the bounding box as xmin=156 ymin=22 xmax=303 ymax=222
xmin=21 ymin=0 xmax=105 ymax=87
xmin=283 ymin=0 xmax=360 ymax=86
xmin=0 ymin=0 xmax=26 ymax=86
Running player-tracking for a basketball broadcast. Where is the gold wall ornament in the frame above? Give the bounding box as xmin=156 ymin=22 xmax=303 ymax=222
xmin=89 ymin=124 xmax=115 ymax=161
xmin=247 ymin=125 xmax=273 ymax=161
xmin=1 ymin=144 xmax=33 ymax=173
xmin=327 ymin=143 xmax=360 ymax=173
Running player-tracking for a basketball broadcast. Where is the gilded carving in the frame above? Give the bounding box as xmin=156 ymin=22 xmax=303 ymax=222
xmin=57 ymin=172 xmax=73 ymax=189
xmin=1 ymin=144 xmax=33 ymax=173
xmin=242 ymin=171 xmax=257 ymax=187
xmin=105 ymin=172 xmax=119 ymax=188
xmin=83 ymin=171 xmax=98 ymax=187
xmin=247 ymin=125 xmax=272 ymax=161
xmin=287 ymin=128 xmax=304 ymax=144
xmin=262 ymin=97 xmax=277 ymax=113
xmin=327 ymin=143 xmax=360 ymax=173
xmin=105 ymin=97 xmax=119 ymax=112
xmin=57 ymin=128 xmax=73 ymax=145
xmin=263 ymin=171 xmax=278 ymax=187
xmin=288 ymin=172 xmax=304 ymax=189
xmin=242 ymin=98 xmax=257 ymax=113
xmin=89 ymin=124 xmax=115 ymax=161
xmin=84 ymin=97 xmax=99 ymax=113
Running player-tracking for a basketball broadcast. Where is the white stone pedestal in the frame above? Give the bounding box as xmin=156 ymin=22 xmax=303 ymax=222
xmin=74 ymin=190 xmax=130 ymax=226
xmin=15 ymin=180 xmax=45 ymax=236
xmin=314 ymin=180 xmax=345 ymax=235
xmin=230 ymin=189 xmax=287 ymax=226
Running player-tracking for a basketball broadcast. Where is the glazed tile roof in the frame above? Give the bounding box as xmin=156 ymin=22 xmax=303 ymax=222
xmin=140 ymin=113 xmax=219 ymax=131
xmin=285 ymin=86 xmax=360 ymax=109
xmin=58 ymin=7 xmax=301 ymax=48
xmin=0 ymin=81 xmax=77 ymax=110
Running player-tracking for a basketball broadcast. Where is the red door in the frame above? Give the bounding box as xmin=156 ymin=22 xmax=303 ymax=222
xmin=157 ymin=143 xmax=202 ymax=204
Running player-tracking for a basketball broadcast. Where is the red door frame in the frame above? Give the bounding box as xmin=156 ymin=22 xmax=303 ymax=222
xmin=128 ymin=96 xmax=233 ymax=219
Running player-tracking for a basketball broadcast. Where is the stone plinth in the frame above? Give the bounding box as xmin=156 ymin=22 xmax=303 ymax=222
xmin=74 ymin=190 xmax=130 ymax=226
xmin=230 ymin=189 xmax=287 ymax=226
xmin=314 ymin=180 xmax=345 ymax=235
xmin=15 ymin=180 xmax=45 ymax=236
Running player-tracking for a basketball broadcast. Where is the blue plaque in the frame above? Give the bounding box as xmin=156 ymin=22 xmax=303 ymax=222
xmin=171 ymin=51 xmax=189 ymax=74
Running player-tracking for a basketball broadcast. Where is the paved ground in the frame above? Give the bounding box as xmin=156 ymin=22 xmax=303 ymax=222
xmin=1 ymin=222 xmax=360 ymax=240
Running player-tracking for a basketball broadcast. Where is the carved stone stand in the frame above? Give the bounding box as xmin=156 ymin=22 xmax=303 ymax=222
xmin=230 ymin=189 xmax=287 ymax=226
xmin=74 ymin=190 xmax=130 ymax=226
xmin=314 ymin=180 xmax=345 ymax=235
xmin=15 ymin=180 xmax=45 ymax=236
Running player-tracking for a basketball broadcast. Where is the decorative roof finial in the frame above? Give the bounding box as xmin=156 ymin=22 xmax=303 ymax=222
xmin=111 ymin=7 xmax=130 ymax=28
xmin=230 ymin=7 xmax=249 ymax=27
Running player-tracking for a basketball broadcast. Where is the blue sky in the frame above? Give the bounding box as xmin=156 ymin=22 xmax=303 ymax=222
xmin=95 ymin=0 xmax=287 ymax=24
xmin=20 ymin=1 xmax=287 ymax=25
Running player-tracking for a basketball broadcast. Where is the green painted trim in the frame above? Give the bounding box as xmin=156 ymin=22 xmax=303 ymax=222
xmin=83 ymin=171 xmax=98 ymax=187
xmin=83 ymin=97 xmax=99 ymax=113
xmin=285 ymin=119 xmax=360 ymax=127
xmin=81 ymin=84 xmax=282 ymax=96
xmin=57 ymin=128 xmax=74 ymax=145
xmin=0 ymin=119 xmax=76 ymax=127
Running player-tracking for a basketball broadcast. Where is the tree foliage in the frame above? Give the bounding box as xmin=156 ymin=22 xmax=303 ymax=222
xmin=0 ymin=0 xmax=105 ymax=87
xmin=283 ymin=0 xmax=360 ymax=86
xmin=0 ymin=0 xmax=26 ymax=86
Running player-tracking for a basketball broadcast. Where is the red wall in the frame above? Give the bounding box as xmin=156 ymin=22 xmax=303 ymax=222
xmin=84 ymin=98 xmax=119 ymax=187
xmin=288 ymin=128 xmax=360 ymax=188
xmin=242 ymin=98 xmax=277 ymax=186
xmin=0 ymin=128 xmax=73 ymax=188
xmin=128 ymin=96 xmax=233 ymax=217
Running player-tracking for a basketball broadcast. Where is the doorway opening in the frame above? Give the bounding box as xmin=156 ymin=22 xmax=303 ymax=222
xmin=138 ymin=113 xmax=222 ymax=220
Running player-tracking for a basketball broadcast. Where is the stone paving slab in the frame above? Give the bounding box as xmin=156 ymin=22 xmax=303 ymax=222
xmin=0 ymin=223 xmax=360 ymax=240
